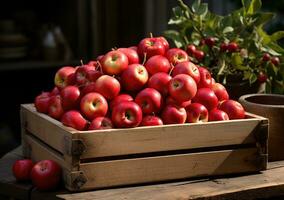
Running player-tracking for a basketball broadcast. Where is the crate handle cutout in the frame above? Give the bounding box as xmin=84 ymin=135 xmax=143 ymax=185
xmin=71 ymin=171 xmax=87 ymax=190
xmin=64 ymin=136 xmax=86 ymax=157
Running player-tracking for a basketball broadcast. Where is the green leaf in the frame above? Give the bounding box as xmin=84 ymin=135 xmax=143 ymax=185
xmin=266 ymin=42 xmax=284 ymax=54
xmin=256 ymin=26 xmax=271 ymax=44
xmin=192 ymin=0 xmax=201 ymax=13
xmin=252 ymin=12 xmax=274 ymax=26
xmin=271 ymin=31 xmax=284 ymax=42
xmin=173 ymin=6 xmax=183 ymax=17
xmin=163 ymin=30 xmax=185 ymax=48
xmin=249 ymin=73 xmax=257 ymax=84
xmin=223 ymin=26 xmax=234 ymax=34
xmin=231 ymin=53 xmax=243 ymax=67
xmin=242 ymin=0 xmax=262 ymax=15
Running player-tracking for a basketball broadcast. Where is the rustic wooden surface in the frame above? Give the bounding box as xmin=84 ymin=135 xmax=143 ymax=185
xmin=1 ymin=146 xmax=284 ymax=200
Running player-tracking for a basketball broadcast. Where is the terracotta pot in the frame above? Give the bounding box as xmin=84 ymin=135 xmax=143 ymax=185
xmin=239 ymin=94 xmax=284 ymax=161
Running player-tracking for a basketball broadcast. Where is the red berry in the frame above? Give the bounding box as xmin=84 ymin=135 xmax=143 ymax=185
xmin=220 ymin=43 xmax=228 ymax=52
xmin=271 ymin=57 xmax=280 ymax=66
xmin=262 ymin=53 xmax=270 ymax=62
xmin=205 ymin=37 xmax=215 ymax=47
xmin=194 ymin=50 xmax=205 ymax=61
xmin=227 ymin=42 xmax=239 ymax=52
xmin=186 ymin=44 xmax=196 ymax=55
xmin=258 ymin=72 xmax=267 ymax=84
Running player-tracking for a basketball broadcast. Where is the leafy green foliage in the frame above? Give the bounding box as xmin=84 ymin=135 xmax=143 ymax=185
xmin=164 ymin=0 xmax=284 ymax=94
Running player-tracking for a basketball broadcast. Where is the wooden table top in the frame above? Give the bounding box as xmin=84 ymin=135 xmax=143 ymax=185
xmin=1 ymin=146 xmax=284 ymax=200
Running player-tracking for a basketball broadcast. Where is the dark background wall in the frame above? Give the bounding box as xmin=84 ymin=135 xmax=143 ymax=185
xmin=0 ymin=0 xmax=283 ymax=157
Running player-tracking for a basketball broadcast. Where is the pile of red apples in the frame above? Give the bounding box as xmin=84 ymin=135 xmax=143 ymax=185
xmin=34 ymin=36 xmax=245 ymax=131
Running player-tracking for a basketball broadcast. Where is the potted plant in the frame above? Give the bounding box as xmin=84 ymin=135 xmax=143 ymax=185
xmin=164 ymin=0 xmax=284 ymax=99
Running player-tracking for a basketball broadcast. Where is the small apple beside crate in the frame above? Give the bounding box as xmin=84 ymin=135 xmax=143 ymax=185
xmin=21 ymin=104 xmax=268 ymax=191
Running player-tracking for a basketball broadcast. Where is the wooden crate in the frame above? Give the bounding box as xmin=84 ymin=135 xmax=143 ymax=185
xmin=20 ymin=104 xmax=268 ymax=191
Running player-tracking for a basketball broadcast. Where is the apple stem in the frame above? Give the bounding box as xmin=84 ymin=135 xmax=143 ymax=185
xmin=169 ymin=64 xmax=175 ymax=75
xmin=96 ymin=61 xmax=103 ymax=73
xmin=111 ymin=47 xmax=117 ymax=51
xmin=149 ymin=32 xmax=153 ymax=38
xmin=80 ymin=59 xmax=84 ymax=66
xmin=142 ymin=53 xmax=147 ymax=65
xmin=152 ymin=112 xmax=155 ymax=116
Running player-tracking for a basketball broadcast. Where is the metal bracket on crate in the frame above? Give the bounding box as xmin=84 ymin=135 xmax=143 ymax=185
xmin=71 ymin=171 xmax=88 ymax=190
xmin=64 ymin=136 xmax=86 ymax=157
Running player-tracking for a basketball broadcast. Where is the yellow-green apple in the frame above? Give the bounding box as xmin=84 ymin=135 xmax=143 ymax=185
xmin=80 ymin=92 xmax=108 ymax=120
xmin=89 ymin=117 xmax=113 ymax=130
xmin=218 ymin=100 xmax=245 ymax=119
xmin=172 ymin=61 xmax=200 ymax=84
xmin=101 ymin=50 xmax=129 ymax=75
xmin=111 ymin=101 xmax=142 ymax=128
xmin=135 ymin=88 xmax=163 ymax=114
xmin=61 ymin=110 xmax=88 ymax=130
xmin=197 ymin=67 xmax=212 ymax=88
xmin=168 ymin=74 xmax=197 ymax=103
xmin=48 ymin=95 xmax=64 ymax=120
xmin=117 ymin=48 xmax=139 ymax=64
xmin=121 ymin=64 xmax=148 ymax=91
xmin=137 ymin=37 xmax=166 ymax=60
xmin=185 ymin=103 xmax=208 ymax=123
xmin=145 ymin=55 xmax=171 ymax=75
xmin=148 ymin=72 xmax=172 ymax=96
xmin=211 ymin=83 xmax=229 ymax=101
xmin=192 ymin=88 xmax=218 ymax=111
xmin=166 ymin=48 xmax=189 ymax=66
xmin=60 ymin=86 xmax=80 ymax=110
xmin=209 ymin=109 xmax=229 ymax=121
xmin=156 ymin=36 xmax=169 ymax=51
xmin=54 ymin=66 xmax=76 ymax=89
xmin=109 ymin=94 xmax=133 ymax=110
xmin=94 ymin=75 xmax=121 ymax=100
xmin=140 ymin=115 xmax=163 ymax=126
xmin=161 ymin=105 xmax=187 ymax=124
xmin=34 ymin=92 xmax=51 ymax=113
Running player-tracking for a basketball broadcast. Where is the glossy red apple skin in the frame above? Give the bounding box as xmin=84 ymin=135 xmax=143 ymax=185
xmin=172 ymin=61 xmax=200 ymax=84
xmin=121 ymin=64 xmax=149 ymax=91
xmin=80 ymin=82 xmax=96 ymax=96
xmin=12 ymin=159 xmax=34 ymax=181
xmin=211 ymin=83 xmax=229 ymax=102
xmin=111 ymin=101 xmax=142 ymax=128
xmin=148 ymin=72 xmax=172 ymax=96
xmin=34 ymin=92 xmax=51 ymax=113
xmin=161 ymin=105 xmax=187 ymax=124
xmin=185 ymin=103 xmax=208 ymax=123
xmin=48 ymin=95 xmax=64 ymax=120
xmin=80 ymin=92 xmax=108 ymax=120
xmin=110 ymin=94 xmax=134 ymax=110
xmin=145 ymin=55 xmax=171 ymax=75
xmin=54 ymin=66 xmax=76 ymax=89
xmin=137 ymin=37 xmax=166 ymax=59
xmin=156 ymin=36 xmax=169 ymax=51
xmin=140 ymin=115 xmax=163 ymax=126
xmin=135 ymin=88 xmax=163 ymax=114
xmin=101 ymin=50 xmax=129 ymax=75
xmin=197 ymin=67 xmax=212 ymax=88
xmin=94 ymin=75 xmax=121 ymax=100
xmin=61 ymin=110 xmax=88 ymax=131
xmin=75 ymin=65 xmax=95 ymax=85
xmin=50 ymin=87 xmax=60 ymax=96
xmin=89 ymin=117 xmax=113 ymax=130
xmin=166 ymin=96 xmax=191 ymax=108
xmin=168 ymin=74 xmax=197 ymax=103
xmin=60 ymin=86 xmax=80 ymax=110
xmin=166 ymin=48 xmax=189 ymax=66
xmin=186 ymin=44 xmax=196 ymax=55
xmin=117 ymin=48 xmax=139 ymax=64
xmin=209 ymin=109 xmax=229 ymax=121
xmin=219 ymin=100 xmax=245 ymax=120
xmin=31 ymin=160 xmax=62 ymax=191
xmin=193 ymin=88 xmax=218 ymax=111
xmin=129 ymin=46 xmax=138 ymax=52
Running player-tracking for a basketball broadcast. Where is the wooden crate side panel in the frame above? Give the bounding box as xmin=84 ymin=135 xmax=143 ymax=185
xmin=21 ymin=104 xmax=74 ymax=155
xmin=78 ymin=119 xmax=261 ymax=159
xmin=75 ymin=148 xmax=261 ymax=190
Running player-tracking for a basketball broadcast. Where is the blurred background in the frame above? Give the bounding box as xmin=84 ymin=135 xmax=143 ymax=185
xmin=0 ymin=0 xmax=283 ymax=157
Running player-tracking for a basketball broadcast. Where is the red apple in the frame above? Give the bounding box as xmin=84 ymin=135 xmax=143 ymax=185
xmin=227 ymin=42 xmax=239 ymax=52
xmin=135 ymin=88 xmax=163 ymax=114
xmin=209 ymin=109 xmax=229 ymax=121
xmin=156 ymin=36 xmax=169 ymax=51
xmin=31 ymin=160 xmax=62 ymax=191
xmin=80 ymin=92 xmax=108 ymax=120
xmin=89 ymin=117 xmax=113 ymax=130
xmin=129 ymin=46 xmax=138 ymax=52
xmin=86 ymin=69 xmax=103 ymax=82
xmin=219 ymin=100 xmax=245 ymax=119
xmin=271 ymin=56 xmax=280 ymax=66
xmin=111 ymin=101 xmax=142 ymax=128
xmin=140 ymin=115 xmax=163 ymax=126
xmin=193 ymin=88 xmax=218 ymax=111
xmin=48 ymin=95 xmax=64 ymax=120
xmin=54 ymin=66 xmax=76 ymax=89
xmin=197 ymin=67 xmax=212 ymax=88
xmin=166 ymin=96 xmax=191 ymax=108
xmin=94 ymin=75 xmax=121 ymax=100
xmin=74 ymin=64 xmax=95 ymax=85
xmin=117 ymin=48 xmax=139 ymax=64
xmin=168 ymin=74 xmax=197 ymax=103
xmin=137 ymin=37 xmax=166 ymax=59
xmin=172 ymin=61 xmax=200 ymax=84
xmin=148 ymin=72 xmax=172 ymax=96
xmin=186 ymin=44 xmax=196 ymax=55
xmin=185 ymin=103 xmax=208 ymax=123
xmin=121 ymin=64 xmax=148 ymax=91
xmin=61 ymin=110 xmax=88 ymax=130
xmin=211 ymin=83 xmax=229 ymax=101
xmin=60 ymin=86 xmax=80 ymax=110
xmin=161 ymin=105 xmax=187 ymax=124
xmin=166 ymin=48 xmax=189 ymax=66
xmin=12 ymin=159 xmax=34 ymax=181
xmin=109 ymin=94 xmax=134 ymax=110
xmin=101 ymin=50 xmax=129 ymax=75
xmin=145 ymin=55 xmax=171 ymax=75
xmin=193 ymin=50 xmax=205 ymax=61
xmin=50 ymin=87 xmax=60 ymax=96
xmin=34 ymin=92 xmax=51 ymax=113
xmin=80 ymin=82 xmax=96 ymax=96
